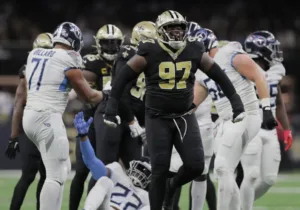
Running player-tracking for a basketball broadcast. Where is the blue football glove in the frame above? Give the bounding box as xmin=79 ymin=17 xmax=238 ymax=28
xmin=73 ymin=112 xmax=93 ymax=136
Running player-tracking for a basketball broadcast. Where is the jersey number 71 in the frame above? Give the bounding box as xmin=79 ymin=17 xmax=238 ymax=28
xmin=28 ymin=58 xmax=49 ymax=90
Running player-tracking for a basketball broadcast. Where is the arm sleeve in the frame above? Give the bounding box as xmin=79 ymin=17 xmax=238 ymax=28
xmin=115 ymin=59 xmax=135 ymax=122
xmin=80 ymin=139 xmax=107 ymax=180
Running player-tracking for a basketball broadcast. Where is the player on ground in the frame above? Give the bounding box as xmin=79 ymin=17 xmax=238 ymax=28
xmin=73 ymin=112 xmax=151 ymax=210
xmin=5 ymin=33 xmax=52 ymax=210
xmin=69 ymin=24 xmax=123 ymax=210
xmin=104 ymin=10 xmax=245 ymax=210
xmin=240 ymin=31 xmax=292 ymax=210
xmin=195 ymin=28 xmax=277 ymax=210
xmin=22 ymin=22 xmax=106 ymax=210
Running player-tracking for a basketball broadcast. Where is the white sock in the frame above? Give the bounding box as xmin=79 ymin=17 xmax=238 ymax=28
xmin=40 ymin=179 xmax=62 ymax=210
xmin=230 ymin=182 xmax=241 ymax=210
xmin=254 ymin=179 xmax=272 ymax=200
xmin=240 ymin=175 xmax=256 ymax=210
xmin=191 ymin=180 xmax=207 ymax=210
xmin=217 ymin=170 xmax=235 ymax=210
xmin=84 ymin=176 xmax=114 ymax=210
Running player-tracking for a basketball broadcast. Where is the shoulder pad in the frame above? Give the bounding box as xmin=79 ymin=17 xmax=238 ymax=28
xmin=227 ymin=41 xmax=245 ymax=54
xmin=269 ymin=63 xmax=286 ymax=77
xmin=119 ymin=45 xmax=136 ymax=60
xmin=82 ymin=54 xmax=102 ymax=70
xmin=137 ymin=39 xmax=156 ymax=57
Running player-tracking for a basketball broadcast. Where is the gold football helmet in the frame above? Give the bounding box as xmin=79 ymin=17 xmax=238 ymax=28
xmin=33 ymin=33 xmax=53 ymax=49
xmin=156 ymin=10 xmax=187 ymax=49
xmin=130 ymin=21 xmax=157 ymax=46
xmin=94 ymin=24 xmax=124 ymax=61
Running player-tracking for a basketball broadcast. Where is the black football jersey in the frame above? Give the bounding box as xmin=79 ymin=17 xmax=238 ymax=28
xmin=82 ymin=53 xmax=112 ymax=91
xmin=136 ymin=39 xmax=205 ymax=115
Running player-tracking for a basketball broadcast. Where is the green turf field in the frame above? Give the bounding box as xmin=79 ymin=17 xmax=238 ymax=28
xmin=0 ymin=172 xmax=299 ymax=210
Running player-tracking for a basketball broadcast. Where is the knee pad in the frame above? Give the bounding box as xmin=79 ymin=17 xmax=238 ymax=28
xmin=263 ymin=174 xmax=278 ymax=186
xmin=247 ymin=166 xmax=260 ymax=179
xmin=214 ymin=156 xmax=227 ymax=177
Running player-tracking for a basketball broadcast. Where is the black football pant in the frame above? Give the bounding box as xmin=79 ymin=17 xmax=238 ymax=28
xmin=10 ymin=136 xmax=45 ymax=210
xmin=88 ymin=112 xmax=142 ymax=192
xmin=69 ymin=124 xmax=96 ymax=210
xmin=146 ymin=113 xmax=205 ymax=210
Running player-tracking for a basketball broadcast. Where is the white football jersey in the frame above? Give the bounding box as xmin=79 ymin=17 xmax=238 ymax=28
xmin=194 ymin=70 xmax=213 ymax=126
xmin=258 ymin=63 xmax=286 ymax=116
xmin=107 ymin=162 xmax=149 ymax=210
xmin=25 ymin=48 xmax=83 ymax=114
xmin=197 ymin=42 xmax=259 ymax=119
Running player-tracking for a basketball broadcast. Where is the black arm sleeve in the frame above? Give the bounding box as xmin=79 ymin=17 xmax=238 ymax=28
xmin=205 ymin=62 xmax=245 ymax=112
xmin=105 ymin=64 xmax=140 ymax=115
xmin=115 ymin=60 xmax=135 ymax=123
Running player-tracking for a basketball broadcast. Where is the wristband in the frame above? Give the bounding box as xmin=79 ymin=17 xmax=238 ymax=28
xmin=77 ymin=133 xmax=88 ymax=138
xmin=260 ymin=98 xmax=271 ymax=108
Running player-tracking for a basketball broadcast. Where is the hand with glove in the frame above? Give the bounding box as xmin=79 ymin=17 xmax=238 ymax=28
xmin=104 ymin=97 xmax=121 ymax=128
xmin=73 ymin=112 xmax=93 ymax=137
xmin=129 ymin=118 xmax=145 ymax=138
xmin=283 ymin=130 xmax=293 ymax=151
xmin=261 ymin=98 xmax=278 ymax=130
xmin=5 ymin=137 xmax=20 ymax=159
xmin=230 ymin=93 xmax=246 ymax=123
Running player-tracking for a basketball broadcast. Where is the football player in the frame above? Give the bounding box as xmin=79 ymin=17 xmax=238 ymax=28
xmin=195 ymin=28 xmax=277 ymax=210
xmin=240 ymin=31 xmax=292 ymax=210
xmin=22 ymin=22 xmax=107 ymax=210
xmin=69 ymin=24 xmax=123 ymax=210
xmin=104 ymin=10 xmax=245 ymax=210
xmin=73 ymin=112 xmax=151 ymax=210
xmin=5 ymin=33 xmax=52 ymax=210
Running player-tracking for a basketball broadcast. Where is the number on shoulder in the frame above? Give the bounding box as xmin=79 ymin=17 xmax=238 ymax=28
xmin=84 ymin=54 xmax=99 ymax=62
xmin=141 ymin=38 xmax=155 ymax=44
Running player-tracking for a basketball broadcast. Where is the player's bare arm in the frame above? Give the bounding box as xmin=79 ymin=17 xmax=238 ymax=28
xmin=199 ymin=52 xmax=245 ymax=119
xmin=275 ymin=85 xmax=290 ymax=130
xmin=193 ymin=81 xmax=208 ymax=108
xmin=233 ymin=54 xmax=270 ymax=101
xmin=127 ymin=54 xmax=147 ymax=73
xmin=10 ymin=78 xmax=26 ymax=138
xmin=66 ymin=69 xmax=104 ymax=104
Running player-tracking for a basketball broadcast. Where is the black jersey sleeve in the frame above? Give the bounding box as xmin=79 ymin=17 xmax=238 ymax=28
xmin=136 ymin=39 xmax=156 ymax=64
xmin=18 ymin=65 xmax=26 ymax=79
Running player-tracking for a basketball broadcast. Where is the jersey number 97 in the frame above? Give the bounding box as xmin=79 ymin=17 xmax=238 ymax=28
xmin=158 ymin=61 xmax=192 ymax=90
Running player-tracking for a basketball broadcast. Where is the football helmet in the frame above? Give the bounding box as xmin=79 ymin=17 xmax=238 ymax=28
xmin=195 ymin=28 xmax=219 ymax=52
xmin=156 ymin=10 xmax=188 ymax=50
xmin=130 ymin=21 xmax=157 ymax=46
xmin=126 ymin=160 xmax=151 ymax=189
xmin=53 ymin=22 xmax=83 ymax=52
xmin=33 ymin=33 xmax=53 ymax=49
xmin=94 ymin=24 xmax=124 ymax=61
xmin=244 ymin=30 xmax=283 ymax=63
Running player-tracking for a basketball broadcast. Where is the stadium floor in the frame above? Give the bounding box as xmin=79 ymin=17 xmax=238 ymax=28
xmin=0 ymin=170 xmax=299 ymax=210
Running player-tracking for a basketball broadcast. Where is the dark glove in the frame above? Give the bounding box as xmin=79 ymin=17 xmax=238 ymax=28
xmin=5 ymin=138 xmax=20 ymax=159
xmin=104 ymin=97 xmax=121 ymax=128
xmin=230 ymin=93 xmax=246 ymax=123
xmin=73 ymin=112 xmax=93 ymax=137
xmin=261 ymin=107 xmax=278 ymax=130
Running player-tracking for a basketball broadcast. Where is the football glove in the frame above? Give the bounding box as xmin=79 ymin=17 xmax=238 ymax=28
xmin=232 ymin=112 xmax=246 ymax=123
xmin=5 ymin=137 xmax=20 ymax=159
xmin=73 ymin=112 xmax=93 ymax=137
xmin=261 ymin=107 xmax=278 ymax=130
xmin=129 ymin=118 xmax=145 ymax=138
xmin=104 ymin=97 xmax=121 ymax=128
xmin=283 ymin=130 xmax=293 ymax=151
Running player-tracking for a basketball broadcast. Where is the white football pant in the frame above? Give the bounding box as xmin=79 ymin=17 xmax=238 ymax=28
xmin=240 ymin=128 xmax=281 ymax=210
xmin=23 ymin=110 xmax=71 ymax=210
xmin=213 ymin=113 xmax=261 ymax=210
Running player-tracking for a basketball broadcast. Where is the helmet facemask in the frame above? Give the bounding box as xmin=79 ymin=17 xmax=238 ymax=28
xmin=158 ymin=23 xmax=187 ymax=50
xmin=96 ymin=38 xmax=122 ymax=61
xmin=126 ymin=160 xmax=151 ymax=189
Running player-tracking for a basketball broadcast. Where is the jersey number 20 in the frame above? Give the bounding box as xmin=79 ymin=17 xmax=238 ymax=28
xmin=159 ymin=61 xmax=191 ymax=90
xmin=28 ymin=58 xmax=49 ymax=90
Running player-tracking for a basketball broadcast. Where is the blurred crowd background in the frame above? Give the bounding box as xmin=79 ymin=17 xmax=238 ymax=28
xmin=0 ymin=0 xmax=299 ymax=170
